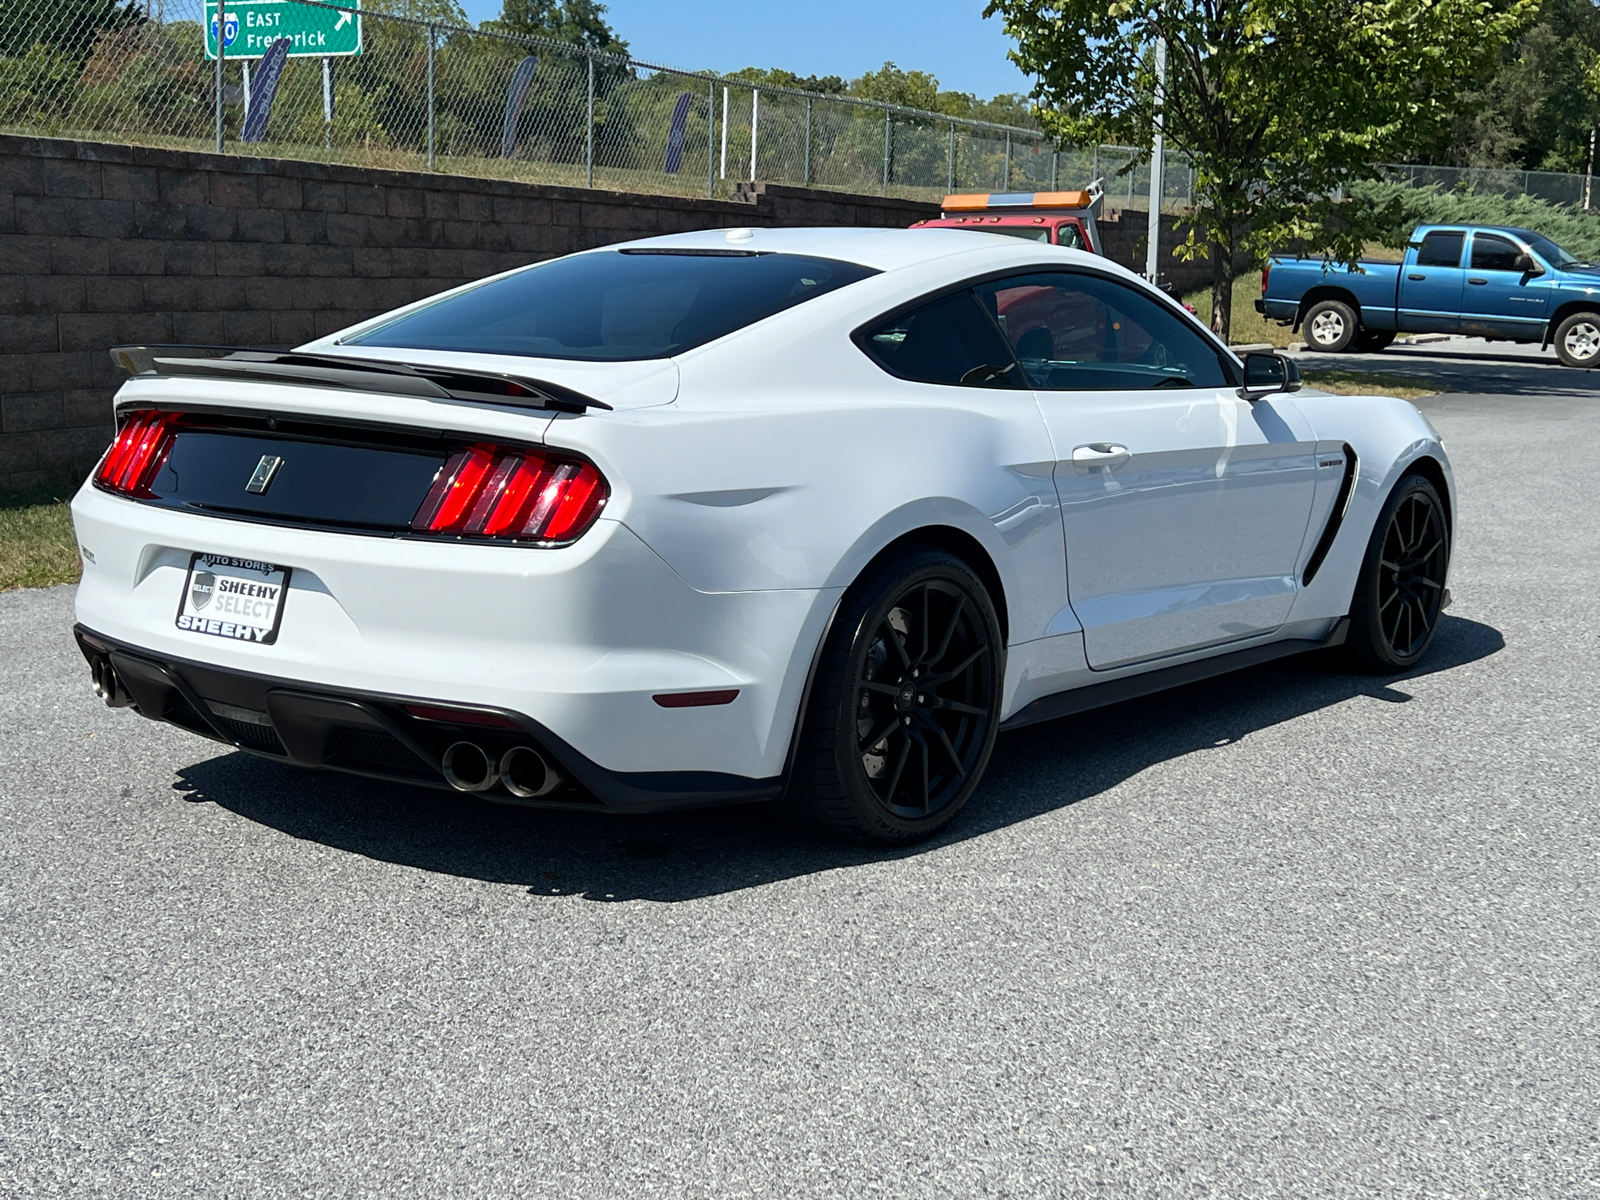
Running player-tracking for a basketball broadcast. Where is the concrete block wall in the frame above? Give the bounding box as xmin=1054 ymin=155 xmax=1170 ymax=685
xmin=0 ymin=135 xmax=938 ymax=492
xmin=1097 ymin=208 xmax=1250 ymax=298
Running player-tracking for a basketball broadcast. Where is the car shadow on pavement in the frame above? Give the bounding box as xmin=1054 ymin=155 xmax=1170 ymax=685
xmin=172 ymin=614 xmax=1504 ymax=903
xmin=1302 ymin=352 xmax=1600 ymax=397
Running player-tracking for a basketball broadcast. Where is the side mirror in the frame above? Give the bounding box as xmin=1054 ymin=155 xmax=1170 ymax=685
xmin=1513 ymin=252 xmax=1543 ymax=275
xmin=1238 ymin=351 xmax=1301 ymax=401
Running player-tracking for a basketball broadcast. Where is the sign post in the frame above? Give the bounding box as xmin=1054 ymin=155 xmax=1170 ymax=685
xmin=205 ymin=0 xmax=362 ymax=60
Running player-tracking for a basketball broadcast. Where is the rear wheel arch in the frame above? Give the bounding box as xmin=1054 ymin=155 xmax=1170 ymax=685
xmin=857 ymin=526 xmax=1009 ymax=644
xmin=1295 ymin=286 xmax=1363 ymax=332
xmin=780 ymin=524 xmax=1010 ymax=792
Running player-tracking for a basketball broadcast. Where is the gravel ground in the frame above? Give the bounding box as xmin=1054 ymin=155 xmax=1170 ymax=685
xmin=1 ymin=387 xmax=1596 ymax=1198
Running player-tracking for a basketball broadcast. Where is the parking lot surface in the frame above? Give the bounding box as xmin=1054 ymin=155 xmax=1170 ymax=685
xmin=2 ymin=370 xmax=1597 ymax=1197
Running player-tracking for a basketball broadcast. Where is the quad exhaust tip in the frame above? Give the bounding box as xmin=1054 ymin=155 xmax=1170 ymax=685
xmin=441 ymin=741 xmax=500 ymax=793
xmin=90 ymin=656 xmax=133 ymax=709
xmin=500 ymin=745 xmax=562 ymax=798
xmin=441 ymin=741 xmax=562 ymax=798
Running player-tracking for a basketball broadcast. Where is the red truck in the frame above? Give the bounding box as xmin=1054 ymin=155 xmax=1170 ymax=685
xmin=911 ymin=184 xmax=1106 ymax=254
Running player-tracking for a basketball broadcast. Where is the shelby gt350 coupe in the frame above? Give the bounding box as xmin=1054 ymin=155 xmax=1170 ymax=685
xmin=72 ymin=227 xmax=1454 ymax=844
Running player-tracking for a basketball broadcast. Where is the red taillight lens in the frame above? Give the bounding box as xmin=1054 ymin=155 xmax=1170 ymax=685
xmin=412 ymin=444 xmax=608 ymax=544
xmin=1261 ymin=261 xmax=1271 ymax=295
xmin=94 ymin=410 xmax=176 ymax=498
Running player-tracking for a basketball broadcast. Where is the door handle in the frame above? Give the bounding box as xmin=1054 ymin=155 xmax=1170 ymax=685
xmin=1468 ymin=277 xmax=1487 ymax=285
xmin=1072 ymin=443 xmax=1131 ymax=470
xmin=1407 ymin=273 xmax=1426 ymax=281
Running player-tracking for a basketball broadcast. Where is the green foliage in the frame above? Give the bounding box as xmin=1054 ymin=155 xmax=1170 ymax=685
xmin=985 ymin=0 xmax=1537 ymax=338
xmin=725 ymin=68 xmax=847 ymax=95
xmin=1350 ymin=179 xmax=1600 ymax=262
xmin=485 ymin=0 xmax=627 ymax=56
xmin=0 ymin=0 xmax=143 ymax=63
xmin=0 ymin=487 xmax=81 ymax=593
xmin=1422 ymin=0 xmax=1600 ymax=173
xmin=0 ymin=44 xmax=78 ymax=123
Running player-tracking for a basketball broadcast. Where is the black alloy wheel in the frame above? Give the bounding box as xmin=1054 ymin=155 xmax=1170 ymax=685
xmin=1346 ymin=473 xmax=1450 ymax=672
xmin=792 ymin=549 xmax=1002 ymax=844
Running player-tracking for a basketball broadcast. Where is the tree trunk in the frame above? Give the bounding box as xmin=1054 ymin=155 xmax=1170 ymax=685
xmin=1210 ymin=232 xmax=1234 ymax=344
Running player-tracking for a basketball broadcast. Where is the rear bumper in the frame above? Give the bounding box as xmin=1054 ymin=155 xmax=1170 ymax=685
xmin=75 ymin=625 xmax=783 ymax=812
xmin=1259 ymin=297 xmax=1297 ymax=322
xmin=71 ymin=483 xmax=837 ymax=782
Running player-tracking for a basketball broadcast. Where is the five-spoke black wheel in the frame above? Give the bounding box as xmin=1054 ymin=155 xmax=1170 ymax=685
xmin=1347 ymin=473 xmax=1450 ymax=672
xmin=792 ymin=548 xmax=1002 ymax=844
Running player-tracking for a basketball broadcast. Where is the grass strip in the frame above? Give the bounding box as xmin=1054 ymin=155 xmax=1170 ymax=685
xmin=0 ymin=485 xmax=83 ymax=592
xmin=1298 ymin=370 xmax=1442 ymax=401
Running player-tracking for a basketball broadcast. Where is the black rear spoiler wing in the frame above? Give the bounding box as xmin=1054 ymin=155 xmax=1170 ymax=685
xmin=109 ymin=345 xmax=612 ymax=415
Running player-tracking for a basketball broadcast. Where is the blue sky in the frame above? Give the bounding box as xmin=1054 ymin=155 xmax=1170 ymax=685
xmin=454 ymin=0 xmax=1034 ymax=100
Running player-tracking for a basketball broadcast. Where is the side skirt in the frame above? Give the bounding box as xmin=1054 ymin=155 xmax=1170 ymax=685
xmin=998 ymin=618 xmax=1349 ymax=733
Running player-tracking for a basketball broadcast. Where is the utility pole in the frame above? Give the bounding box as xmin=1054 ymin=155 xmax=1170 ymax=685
xmin=1586 ymin=128 xmax=1595 ymax=212
xmin=213 ymin=0 xmax=226 ymax=153
xmin=1145 ymin=37 xmax=1166 ymax=286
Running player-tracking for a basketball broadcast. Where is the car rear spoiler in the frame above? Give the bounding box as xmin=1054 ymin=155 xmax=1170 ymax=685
xmin=109 ymin=345 xmax=613 ymax=415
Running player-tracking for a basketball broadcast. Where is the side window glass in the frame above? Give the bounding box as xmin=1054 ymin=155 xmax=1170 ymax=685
xmin=1415 ymin=231 xmax=1465 ymax=268
xmin=1056 ymin=224 xmax=1085 ymax=250
xmin=860 ymin=290 xmax=1022 ymax=388
xmin=972 ymin=272 xmax=1229 ymax=390
xmin=1471 ymin=234 xmax=1523 ymax=272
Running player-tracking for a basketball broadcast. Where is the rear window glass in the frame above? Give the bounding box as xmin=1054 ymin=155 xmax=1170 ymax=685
xmin=346 ymin=250 xmax=879 ymax=361
xmin=860 ymin=290 xmax=1023 ymax=388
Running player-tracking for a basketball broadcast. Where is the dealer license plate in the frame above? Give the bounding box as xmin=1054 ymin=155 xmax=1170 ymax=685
xmin=175 ymin=554 xmax=290 ymax=645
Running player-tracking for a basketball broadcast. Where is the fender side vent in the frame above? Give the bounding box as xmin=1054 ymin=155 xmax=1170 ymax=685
xmin=1302 ymin=444 xmax=1359 ymax=586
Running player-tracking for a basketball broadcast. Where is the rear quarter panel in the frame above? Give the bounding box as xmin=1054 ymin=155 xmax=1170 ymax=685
xmin=1268 ymin=258 xmax=1402 ymax=318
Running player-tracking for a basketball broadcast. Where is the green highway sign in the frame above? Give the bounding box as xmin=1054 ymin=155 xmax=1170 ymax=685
xmin=205 ymin=0 xmax=362 ymax=60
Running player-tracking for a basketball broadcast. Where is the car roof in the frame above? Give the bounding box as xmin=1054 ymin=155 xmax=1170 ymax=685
xmin=599 ymin=225 xmax=1118 ymax=276
xmin=1418 ymin=224 xmax=1533 ymax=239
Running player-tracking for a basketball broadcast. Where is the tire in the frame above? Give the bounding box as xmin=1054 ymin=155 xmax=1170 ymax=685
xmin=1353 ymin=330 xmax=1395 ymax=353
xmin=790 ymin=548 xmax=1003 ymax=845
xmin=1554 ymin=311 xmax=1600 ymax=368
xmin=1345 ymin=473 xmax=1450 ymax=674
xmin=1302 ymin=299 xmax=1358 ymax=352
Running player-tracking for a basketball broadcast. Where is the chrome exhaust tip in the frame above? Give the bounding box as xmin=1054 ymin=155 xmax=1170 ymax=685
xmin=90 ymin=657 xmax=133 ymax=708
xmin=500 ymin=745 xmax=562 ymax=799
xmin=441 ymin=741 xmax=500 ymax=793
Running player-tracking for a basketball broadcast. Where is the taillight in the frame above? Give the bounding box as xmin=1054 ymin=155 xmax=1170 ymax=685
xmin=412 ymin=444 xmax=608 ymax=544
xmin=1262 ymin=260 xmax=1271 ymax=295
xmin=94 ymin=410 xmax=177 ymax=498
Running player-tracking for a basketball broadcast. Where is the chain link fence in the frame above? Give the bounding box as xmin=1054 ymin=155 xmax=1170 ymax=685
xmin=1378 ymin=163 xmax=1596 ymax=211
xmin=7 ymin=2 xmax=1600 ymax=216
xmin=0 ymin=0 xmax=1214 ymax=209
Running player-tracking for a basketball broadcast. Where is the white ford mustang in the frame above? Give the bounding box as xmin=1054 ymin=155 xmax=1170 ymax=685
xmin=72 ymin=227 xmax=1454 ymax=844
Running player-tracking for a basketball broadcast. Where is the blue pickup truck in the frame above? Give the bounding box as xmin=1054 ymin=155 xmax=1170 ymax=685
xmin=1258 ymin=224 xmax=1600 ymax=367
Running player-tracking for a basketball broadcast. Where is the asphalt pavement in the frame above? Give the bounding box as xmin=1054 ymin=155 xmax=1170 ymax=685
xmin=2 ymin=365 xmax=1597 ymax=1196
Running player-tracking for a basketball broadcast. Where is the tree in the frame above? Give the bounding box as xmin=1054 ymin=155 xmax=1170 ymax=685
xmin=1431 ymin=0 xmax=1600 ymax=172
xmin=0 ymin=0 xmax=142 ymax=63
xmin=487 ymin=0 xmax=627 ymax=56
xmin=726 ymin=67 xmax=848 ymax=95
xmin=985 ymin=0 xmax=1536 ymax=339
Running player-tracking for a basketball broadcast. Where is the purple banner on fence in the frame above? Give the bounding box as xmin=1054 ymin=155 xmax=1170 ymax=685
xmin=241 ymin=38 xmax=291 ymax=143
xmin=663 ymin=92 xmax=692 ymax=174
xmin=501 ymin=56 xmax=539 ymax=159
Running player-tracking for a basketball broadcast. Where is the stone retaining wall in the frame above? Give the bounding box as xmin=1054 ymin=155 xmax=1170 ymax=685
xmin=0 ymin=135 xmax=936 ymax=491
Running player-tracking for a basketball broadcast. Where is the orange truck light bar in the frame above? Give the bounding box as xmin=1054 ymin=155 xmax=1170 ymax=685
xmin=941 ymin=191 xmax=1096 ymax=212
